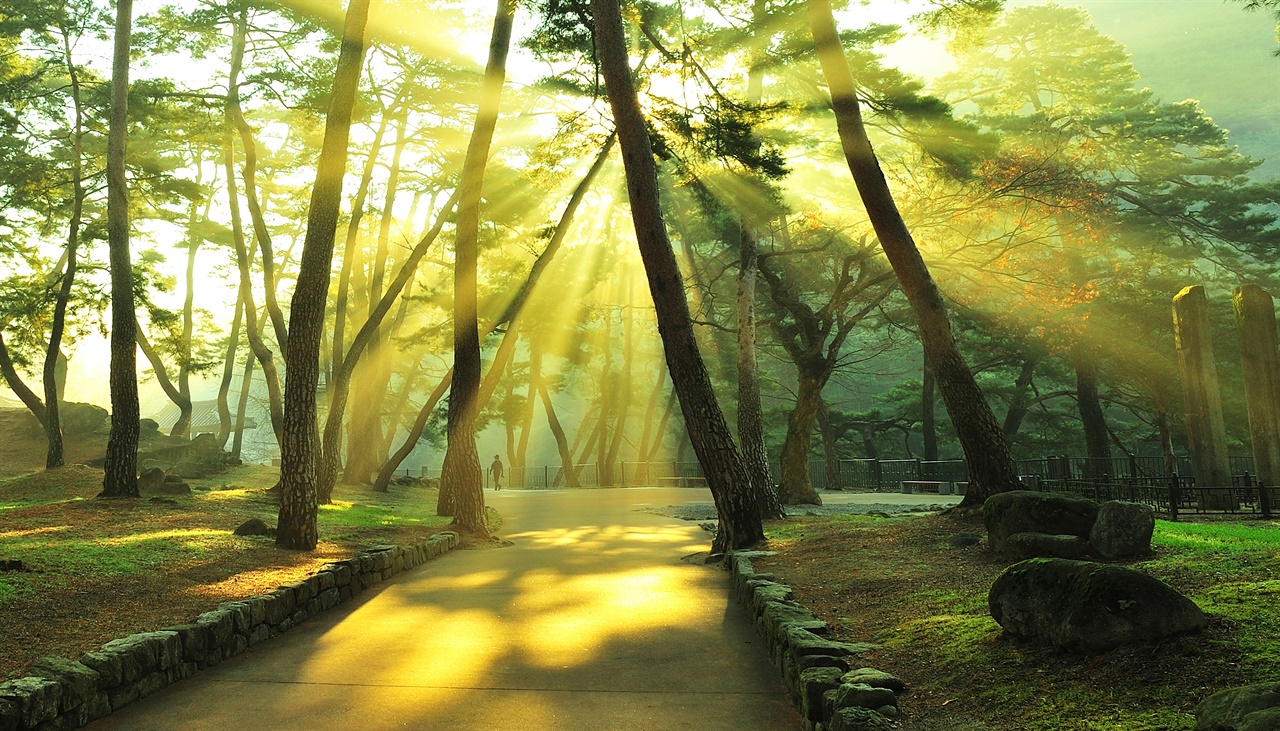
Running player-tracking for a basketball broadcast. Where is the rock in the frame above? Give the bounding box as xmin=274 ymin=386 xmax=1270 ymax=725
xmin=946 ymin=532 xmax=982 ymax=548
xmin=989 ymin=558 xmax=1206 ymax=653
xmin=842 ymin=668 xmax=907 ymax=694
xmin=1196 ymin=682 xmax=1280 ymax=731
xmin=1090 ymin=501 xmax=1155 ymax=559
xmin=59 ymin=402 xmax=107 ymax=435
xmin=0 ymin=676 xmax=61 ymax=728
xmin=233 ymin=518 xmax=275 ymax=537
xmin=829 ymin=706 xmax=896 ymax=731
xmin=1241 ymin=708 xmax=1280 ymax=731
xmin=1004 ymin=532 xmax=1090 ymax=560
xmin=160 ymin=480 xmax=192 ymax=495
xmin=983 ymin=490 xmax=1098 ymax=554
xmin=0 ymin=559 xmax=24 ymax=572
xmin=27 ymin=656 xmax=99 ymax=712
xmin=831 ymin=682 xmax=897 ymax=711
xmin=139 ymin=418 xmax=160 ymax=433
xmin=138 ymin=467 xmax=167 ymax=493
xmin=171 ymin=433 xmax=230 ymax=478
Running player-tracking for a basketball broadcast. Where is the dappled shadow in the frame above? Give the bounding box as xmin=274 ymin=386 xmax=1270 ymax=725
xmin=85 ymin=488 xmax=800 ymax=731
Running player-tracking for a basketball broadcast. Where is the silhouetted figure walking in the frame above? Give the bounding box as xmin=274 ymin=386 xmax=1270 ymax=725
xmin=489 ymin=454 xmax=504 ymax=490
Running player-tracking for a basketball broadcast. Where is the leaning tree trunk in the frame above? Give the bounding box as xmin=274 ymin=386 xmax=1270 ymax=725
xmin=437 ymin=0 xmax=515 ymax=534
xmin=1001 ymin=356 xmax=1037 ymax=439
xmin=372 ymin=369 xmax=452 ymax=493
xmin=101 ymin=0 xmax=139 ymax=498
xmin=275 ymin=0 xmax=371 ymax=551
xmin=817 ymin=398 xmax=841 ymax=490
xmin=539 ymin=384 xmax=581 ymax=487
xmin=922 ymin=346 xmax=938 ymax=461
xmin=591 ymin=0 xmax=764 ymax=553
xmin=1073 ymin=344 xmax=1112 ymax=480
xmin=215 ymin=293 xmax=244 ymax=448
xmin=0 ymin=333 xmax=47 ymax=429
xmin=43 ymin=21 xmax=87 ymax=468
xmin=808 ymin=0 xmax=1018 ymax=508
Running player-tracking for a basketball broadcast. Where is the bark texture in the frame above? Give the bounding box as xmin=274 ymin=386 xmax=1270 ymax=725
xmin=101 ymin=0 xmax=139 ymax=498
xmin=591 ymin=0 xmax=764 ymax=553
xmin=808 ymin=0 xmax=1019 ymax=507
xmin=276 ymin=0 xmax=371 ymax=550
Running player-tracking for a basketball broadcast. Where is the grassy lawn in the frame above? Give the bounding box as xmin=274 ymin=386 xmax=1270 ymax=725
xmin=759 ymin=511 xmax=1280 ymax=731
xmin=0 ymin=463 xmax=455 ymax=680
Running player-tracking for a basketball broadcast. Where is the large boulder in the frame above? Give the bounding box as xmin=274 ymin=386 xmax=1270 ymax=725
xmin=1090 ymin=501 xmax=1155 ymax=559
xmin=138 ymin=467 xmax=167 ymax=493
xmin=989 ymin=558 xmax=1206 ymax=653
xmin=171 ymin=433 xmax=230 ymax=478
xmin=983 ymin=490 xmax=1098 ymax=554
xmin=1196 ymin=683 xmax=1280 ymax=731
xmin=58 ymin=402 xmax=108 ymax=435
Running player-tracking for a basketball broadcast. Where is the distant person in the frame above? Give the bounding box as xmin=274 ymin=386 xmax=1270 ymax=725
xmin=489 ymin=454 xmax=504 ymax=490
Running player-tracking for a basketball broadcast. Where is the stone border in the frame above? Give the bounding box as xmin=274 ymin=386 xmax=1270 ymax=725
xmin=0 ymin=532 xmax=460 ymax=731
xmin=729 ymin=551 xmax=906 ymax=731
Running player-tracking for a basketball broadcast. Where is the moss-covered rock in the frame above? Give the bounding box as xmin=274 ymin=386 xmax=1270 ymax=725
xmin=989 ymin=558 xmax=1206 ymax=653
xmin=1196 ymin=682 xmax=1280 ymax=731
xmin=983 ymin=491 xmax=1098 ymax=555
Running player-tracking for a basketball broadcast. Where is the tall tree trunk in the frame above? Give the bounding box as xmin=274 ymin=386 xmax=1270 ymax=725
xmin=437 ymin=0 xmax=514 ymax=534
xmin=1002 ymin=356 xmax=1037 ymax=439
xmin=635 ymin=363 xmax=667 ymax=477
xmin=538 ymin=383 xmax=580 ymax=487
xmin=101 ymin=0 xmax=139 ymax=498
xmin=591 ymin=0 xmax=764 ymax=553
xmin=922 ymin=347 xmax=937 ymax=462
xmin=225 ymin=12 xmax=283 ymax=447
xmin=736 ymin=0 xmax=785 ymax=518
xmin=1073 ymin=344 xmax=1112 ymax=479
xmin=276 ymin=0 xmax=371 ymax=551
xmin=43 ymin=20 xmax=87 ymax=468
xmin=807 ymin=0 xmax=1018 ymax=508
xmin=778 ymin=367 xmax=826 ymax=505
xmin=172 ymin=204 xmax=200 ymax=439
xmin=645 ymin=388 xmax=678 ymax=463
xmin=372 ymin=369 xmax=451 ymax=492
xmin=604 ymin=302 xmax=635 ymax=483
xmin=216 ymin=292 xmax=244 ymax=448
xmin=1156 ymin=407 xmax=1177 ymax=477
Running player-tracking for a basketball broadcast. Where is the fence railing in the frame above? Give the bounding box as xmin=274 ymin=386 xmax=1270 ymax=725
xmin=1031 ymin=472 xmax=1276 ymax=520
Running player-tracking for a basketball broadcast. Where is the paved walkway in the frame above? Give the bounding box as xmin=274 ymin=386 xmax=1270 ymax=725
xmin=87 ymin=487 xmax=810 ymax=731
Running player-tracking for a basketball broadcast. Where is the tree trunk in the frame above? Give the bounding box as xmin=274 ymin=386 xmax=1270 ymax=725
xmin=1074 ymin=344 xmax=1112 ymax=479
xmin=922 ymin=347 xmax=937 ymax=461
xmin=538 ymin=383 xmax=580 ymax=487
xmin=101 ymin=0 xmax=139 ymax=498
xmin=317 ymin=188 xmax=461 ymax=502
xmin=595 ymin=308 xmax=614 ymax=486
xmin=437 ymin=0 xmax=514 ymax=534
xmin=645 ymin=388 xmax=678 ymax=463
xmin=276 ymin=0 xmax=371 ymax=551
xmin=591 ymin=0 xmax=764 ymax=553
xmin=808 ymin=0 xmax=1018 ymax=508
xmin=44 ymin=21 xmax=87 ymax=468
xmin=372 ymin=369 xmax=452 ymax=493
xmin=635 ymin=363 xmax=667 ymax=480
xmin=224 ymin=13 xmax=283 ymax=447
xmin=135 ymin=320 xmax=192 ymax=435
xmin=0 ymin=333 xmax=47 ymax=429
xmin=172 ymin=202 xmax=200 ymax=440
xmin=216 ymin=292 xmax=244 ymax=448
xmin=778 ymin=368 xmax=825 ymax=505
xmin=515 ymin=341 xmax=542 ymax=481
xmin=1002 ymin=356 xmax=1037 ymax=439
xmin=736 ymin=0 xmax=784 ymax=517
xmin=232 ymin=345 xmax=254 ymax=459
xmin=1157 ymin=407 xmax=1178 ymax=477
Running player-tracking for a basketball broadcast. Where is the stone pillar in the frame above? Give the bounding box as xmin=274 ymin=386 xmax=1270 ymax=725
xmin=1234 ymin=284 xmax=1280 ymax=487
xmin=1172 ymin=285 xmax=1232 ymax=489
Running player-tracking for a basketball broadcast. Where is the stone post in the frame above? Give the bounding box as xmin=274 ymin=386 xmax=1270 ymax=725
xmin=1172 ymin=286 xmax=1232 ymax=493
xmin=1234 ymin=284 xmax=1280 ymax=487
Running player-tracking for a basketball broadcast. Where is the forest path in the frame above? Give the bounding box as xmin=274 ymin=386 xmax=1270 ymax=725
xmin=85 ymin=486 xmax=802 ymax=731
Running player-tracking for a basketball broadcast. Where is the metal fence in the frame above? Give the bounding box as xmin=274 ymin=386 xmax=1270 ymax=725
xmin=1032 ymin=472 xmax=1277 ymax=520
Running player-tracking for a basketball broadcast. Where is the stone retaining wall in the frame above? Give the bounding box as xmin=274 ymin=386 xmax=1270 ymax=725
xmin=729 ymin=551 xmax=906 ymax=731
xmin=0 ymin=532 xmax=460 ymax=731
